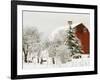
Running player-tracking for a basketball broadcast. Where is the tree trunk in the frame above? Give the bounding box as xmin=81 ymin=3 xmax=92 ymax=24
xmin=23 ymin=44 xmax=29 ymax=63
xmin=23 ymin=47 xmax=25 ymax=55
xmin=23 ymin=48 xmax=27 ymax=63
xmin=37 ymin=58 xmax=39 ymax=63
xmin=40 ymin=58 xmax=43 ymax=64
xmin=52 ymin=57 xmax=55 ymax=64
xmin=24 ymin=54 xmax=27 ymax=63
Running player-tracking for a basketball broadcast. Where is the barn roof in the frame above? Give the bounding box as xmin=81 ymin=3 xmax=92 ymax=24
xmin=73 ymin=23 xmax=87 ymax=29
xmin=64 ymin=22 xmax=88 ymax=29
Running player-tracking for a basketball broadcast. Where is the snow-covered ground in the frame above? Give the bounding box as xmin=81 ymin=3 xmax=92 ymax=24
xmin=23 ymin=54 xmax=90 ymax=69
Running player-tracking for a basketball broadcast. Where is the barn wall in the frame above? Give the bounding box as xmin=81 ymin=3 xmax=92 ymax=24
xmin=74 ymin=24 xmax=89 ymax=54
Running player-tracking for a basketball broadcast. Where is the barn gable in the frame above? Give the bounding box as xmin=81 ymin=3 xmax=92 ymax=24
xmin=74 ymin=23 xmax=89 ymax=54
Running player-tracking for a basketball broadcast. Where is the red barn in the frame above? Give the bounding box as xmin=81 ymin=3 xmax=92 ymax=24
xmin=74 ymin=23 xmax=89 ymax=54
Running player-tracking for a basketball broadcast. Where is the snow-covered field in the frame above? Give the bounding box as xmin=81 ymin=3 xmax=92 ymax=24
xmin=23 ymin=54 xmax=90 ymax=69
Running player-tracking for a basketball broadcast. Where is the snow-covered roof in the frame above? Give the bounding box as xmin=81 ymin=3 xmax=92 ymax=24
xmin=72 ymin=23 xmax=89 ymax=30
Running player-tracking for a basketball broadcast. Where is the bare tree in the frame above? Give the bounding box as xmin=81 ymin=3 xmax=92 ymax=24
xmin=48 ymin=42 xmax=57 ymax=64
xmin=23 ymin=27 xmax=41 ymax=63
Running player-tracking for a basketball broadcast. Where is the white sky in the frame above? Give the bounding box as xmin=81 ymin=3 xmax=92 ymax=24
xmin=23 ymin=11 xmax=90 ymax=39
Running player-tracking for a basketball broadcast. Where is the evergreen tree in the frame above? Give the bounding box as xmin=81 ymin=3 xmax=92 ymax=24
xmin=64 ymin=21 xmax=83 ymax=56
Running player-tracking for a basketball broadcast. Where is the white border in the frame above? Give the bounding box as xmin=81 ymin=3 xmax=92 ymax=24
xmin=17 ymin=5 xmax=94 ymax=75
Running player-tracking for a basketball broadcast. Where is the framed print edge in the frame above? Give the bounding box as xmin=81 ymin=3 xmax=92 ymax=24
xmin=94 ymin=5 xmax=98 ymax=74
xmin=11 ymin=0 xmax=98 ymax=79
xmin=11 ymin=1 xmax=17 ymax=79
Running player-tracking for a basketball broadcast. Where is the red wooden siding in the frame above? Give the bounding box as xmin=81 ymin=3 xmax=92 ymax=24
xmin=74 ymin=23 xmax=90 ymax=54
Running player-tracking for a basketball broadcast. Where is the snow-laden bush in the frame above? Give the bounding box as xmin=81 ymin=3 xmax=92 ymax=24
xmin=49 ymin=27 xmax=67 ymax=43
xmin=56 ymin=44 xmax=72 ymax=63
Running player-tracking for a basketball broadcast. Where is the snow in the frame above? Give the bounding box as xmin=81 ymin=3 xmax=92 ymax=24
xmin=23 ymin=54 xmax=90 ymax=69
xmin=40 ymin=50 xmax=49 ymax=58
xmin=22 ymin=23 xmax=90 ymax=70
xmin=49 ymin=27 xmax=67 ymax=41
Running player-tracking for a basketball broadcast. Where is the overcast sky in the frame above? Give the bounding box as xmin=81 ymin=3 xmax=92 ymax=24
xmin=23 ymin=11 xmax=90 ymax=39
